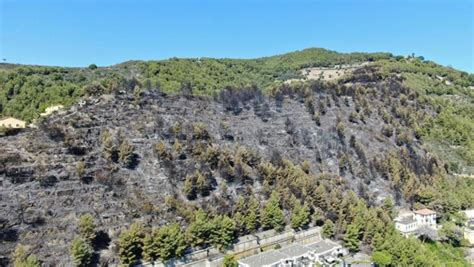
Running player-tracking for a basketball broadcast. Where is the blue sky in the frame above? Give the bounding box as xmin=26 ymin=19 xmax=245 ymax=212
xmin=1 ymin=0 xmax=472 ymax=72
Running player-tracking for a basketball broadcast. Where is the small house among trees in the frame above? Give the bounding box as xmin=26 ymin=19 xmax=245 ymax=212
xmin=395 ymin=208 xmax=437 ymax=235
xmin=0 ymin=117 xmax=26 ymax=129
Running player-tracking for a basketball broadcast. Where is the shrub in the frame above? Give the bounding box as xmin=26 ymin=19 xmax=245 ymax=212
xmin=313 ymin=112 xmax=321 ymax=126
xmin=192 ymin=123 xmax=210 ymax=140
xmin=76 ymin=161 xmax=86 ymax=178
xmin=222 ymin=254 xmax=238 ymax=267
xmin=349 ymin=112 xmax=359 ymax=123
xmin=155 ymin=141 xmax=172 ymax=160
xmin=83 ymin=82 xmax=105 ymax=96
xmin=336 ymin=121 xmax=345 ymax=140
xmin=285 ymin=117 xmax=295 ymax=135
xmin=381 ymin=125 xmax=393 ymax=137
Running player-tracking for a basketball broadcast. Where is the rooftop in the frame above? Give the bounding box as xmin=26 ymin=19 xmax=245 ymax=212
xmin=238 ymin=250 xmax=286 ymax=267
xmin=0 ymin=117 xmax=24 ymax=122
xmin=414 ymin=208 xmax=436 ymax=216
xmin=463 ymin=209 xmax=474 ymax=219
xmin=306 ymin=239 xmax=341 ymax=254
xmin=396 ymin=216 xmax=416 ymax=225
xmin=344 ymin=252 xmax=372 ymax=265
xmin=279 ymin=243 xmax=313 ymax=258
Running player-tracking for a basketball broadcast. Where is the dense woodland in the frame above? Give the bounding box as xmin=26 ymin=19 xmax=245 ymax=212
xmin=1 ymin=48 xmax=474 ymax=266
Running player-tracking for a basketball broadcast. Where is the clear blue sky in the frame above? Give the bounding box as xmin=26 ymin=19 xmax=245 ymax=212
xmin=1 ymin=0 xmax=472 ymax=72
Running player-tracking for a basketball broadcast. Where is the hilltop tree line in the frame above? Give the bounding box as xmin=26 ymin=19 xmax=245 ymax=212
xmin=0 ymin=48 xmax=392 ymax=121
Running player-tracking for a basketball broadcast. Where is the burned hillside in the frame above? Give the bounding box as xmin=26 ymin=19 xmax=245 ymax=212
xmin=0 ymin=66 xmax=470 ymax=265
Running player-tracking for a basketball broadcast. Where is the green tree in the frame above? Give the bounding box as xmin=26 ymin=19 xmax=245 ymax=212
xmin=336 ymin=121 xmax=345 ymax=140
xmin=143 ymin=223 xmax=187 ymax=262
xmin=439 ymin=222 xmax=465 ymax=247
xmin=70 ymin=237 xmax=93 ymax=267
xmin=322 ymin=219 xmax=335 ymax=238
xmin=183 ymin=174 xmax=196 ymax=199
xmin=195 ymin=171 xmax=209 ymax=196
xmin=12 ymin=244 xmax=40 ymax=267
xmin=101 ymin=130 xmax=115 ymax=160
xmin=372 ymin=251 xmax=392 ymax=266
xmin=222 ymin=253 xmax=238 ymax=267
xmin=291 ymin=201 xmax=310 ymax=230
xmin=78 ymin=214 xmax=96 ymax=244
xmin=186 ymin=209 xmax=210 ymax=248
xmin=118 ymin=222 xmax=145 ymax=266
xmin=382 ymin=197 xmax=396 ymax=219
xmin=119 ymin=139 xmax=134 ymax=167
xmin=210 ymin=215 xmax=236 ymax=251
xmin=261 ymin=191 xmax=285 ymax=232
xmin=84 ymin=82 xmax=105 ymax=96
xmin=243 ymin=196 xmax=260 ymax=233
xmin=343 ymin=224 xmax=361 ymax=253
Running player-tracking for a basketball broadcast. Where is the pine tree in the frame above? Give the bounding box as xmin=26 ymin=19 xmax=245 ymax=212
xmin=186 ymin=209 xmax=210 ymax=248
xmin=313 ymin=184 xmax=327 ymax=210
xmin=244 ymin=196 xmax=260 ymax=233
xmin=195 ymin=171 xmax=209 ymax=196
xmin=142 ymin=233 xmax=158 ymax=262
xmin=12 ymin=244 xmax=40 ymax=267
xmin=143 ymin=223 xmax=187 ymax=261
xmin=183 ymin=175 xmax=196 ymax=200
xmin=382 ymin=197 xmax=396 ymax=219
xmin=343 ymin=224 xmax=361 ymax=253
xmin=163 ymin=223 xmax=187 ymax=260
xmin=118 ymin=222 xmax=145 ymax=265
xmin=210 ymin=215 xmax=236 ymax=251
xmin=372 ymin=251 xmax=392 ymax=266
xmin=291 ymin=201 xmax=310 ymax=230
xmin=70 ymin=237 xmax=93 ymax=267
xmin=312 ymin=208 xmax=325 ymax=226
xmin=78 ymin=214 xmax=96 ymax=244
xmin=322 ymin=219 xmax=335 ymax=238
xmin=101 ymin=130 xmax=115 ymax=160
xmin=119 ymin=139 xmax=134 ymax=167
xmin=261 ymin=191 xmax=285 ymax=232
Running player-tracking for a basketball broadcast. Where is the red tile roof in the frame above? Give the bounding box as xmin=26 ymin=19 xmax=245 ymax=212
xmin=414 ymin=208 xmax=436 ymax=216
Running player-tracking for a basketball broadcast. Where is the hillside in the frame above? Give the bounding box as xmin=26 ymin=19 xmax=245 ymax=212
xmin=1 ymin=49 xmax=473 ymax=266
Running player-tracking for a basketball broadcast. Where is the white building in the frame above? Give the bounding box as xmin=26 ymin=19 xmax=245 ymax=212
xmin=238 ymin=239 xmax=345 ymax=267
xmin=0 ymin=117 xmax=26 ymax=129
xmin=414 ymin=209 xmax=437 ymax=228
xmin=463 ymin=209 xmax=474 ymax=245
xmin=40 ymin=104 xmax=64 ymax=117
xmin=395 ymin=208 xmax=437 ymax=235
